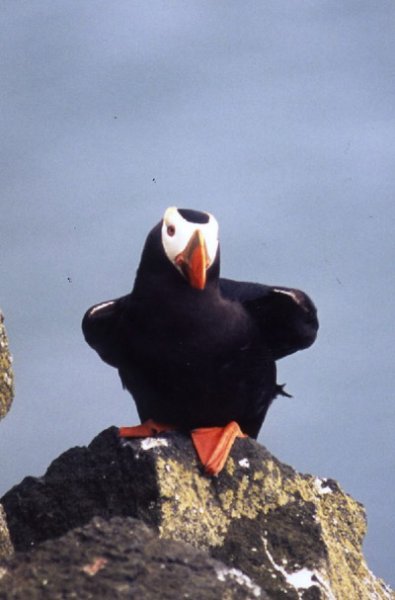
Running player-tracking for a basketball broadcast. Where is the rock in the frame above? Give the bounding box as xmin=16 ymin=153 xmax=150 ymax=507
xmin=0 ymin=505 xmax=13 ymax=560
xmin=0 ymin=311 xmax=14 ymax=561
xmin=1 ymin=428 xmax=393 ymax=599
xmin=0 ymin=310 xmax=13 ymax=421
xmin=0 ymin=516 xmax=265 ymax=599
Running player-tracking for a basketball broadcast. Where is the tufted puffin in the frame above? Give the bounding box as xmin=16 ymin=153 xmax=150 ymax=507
xmin=82 ymin=207 xmax=318 ymax=475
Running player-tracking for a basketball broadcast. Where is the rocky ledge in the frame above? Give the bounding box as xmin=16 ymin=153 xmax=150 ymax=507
xmin=0 ymin=309 xmax=14 ymax=419
xmin=0 ymin=310 xmax=13 ymax=422
xmin=0 ymin=309 xmax=14 ymax=564
xmin=1 ymin=427 xmax=393 ymax=599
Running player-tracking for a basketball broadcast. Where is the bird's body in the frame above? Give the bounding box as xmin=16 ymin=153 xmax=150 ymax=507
xmin=115 ymin=282 xmax=274 ymax=438
xmin=83 ymin=208 xmax=318 ymax=470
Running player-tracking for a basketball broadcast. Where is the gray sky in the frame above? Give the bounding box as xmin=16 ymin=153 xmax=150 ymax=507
xmin=1 ymin=0 xmax=394 ymax=586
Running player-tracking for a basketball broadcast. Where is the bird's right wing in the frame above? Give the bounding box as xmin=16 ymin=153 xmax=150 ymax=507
xmin=82 ymin=295 xmax=129 ymax=368
xmin=219 ymin=278 xmax=318 ymax=360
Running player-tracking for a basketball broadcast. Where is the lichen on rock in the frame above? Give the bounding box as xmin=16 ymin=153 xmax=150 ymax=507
xmin=0 ymin=505 xmax=13 ymax=560
xmin=0 ymin=310 xmax=14 ymax=421
xmin=1 ymin=428 xmax=393 ymax=599
xmin=153 ymin=437 xmax=392 ymax=600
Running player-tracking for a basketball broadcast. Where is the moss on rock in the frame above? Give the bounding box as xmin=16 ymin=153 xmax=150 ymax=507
xmin=0 ymin=311 xmax=13 ymax=421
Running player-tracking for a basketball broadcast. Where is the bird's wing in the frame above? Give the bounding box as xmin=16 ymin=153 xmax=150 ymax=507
xmin=219 ymin=278 xmax=318 ymax=360
xmin=82 ymin=295 xmax=130 ymax=367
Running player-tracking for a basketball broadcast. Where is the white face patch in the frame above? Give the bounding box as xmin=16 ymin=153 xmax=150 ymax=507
xmin=161 ymin=207 xmax=219 ymax=270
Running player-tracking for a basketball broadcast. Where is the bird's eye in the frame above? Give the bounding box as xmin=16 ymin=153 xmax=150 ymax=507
xmin=167 ymin=225 xmax=176 ymax=237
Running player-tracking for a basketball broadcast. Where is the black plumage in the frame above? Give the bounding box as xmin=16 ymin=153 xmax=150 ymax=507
xmin=82 ymin=209 xmax=318 ymax=439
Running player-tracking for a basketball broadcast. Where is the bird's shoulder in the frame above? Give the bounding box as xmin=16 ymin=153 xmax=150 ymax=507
xmin=219 ymin=277 xmax=318 ymax=359
xmin=82 ymin=294 xmax=131 ymax=366
xmin=219 ymin=277 xmax=315 ymax=314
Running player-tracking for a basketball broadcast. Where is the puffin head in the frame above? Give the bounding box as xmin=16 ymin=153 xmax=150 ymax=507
xmin=161 ymin=207 xmax=219 ymax=290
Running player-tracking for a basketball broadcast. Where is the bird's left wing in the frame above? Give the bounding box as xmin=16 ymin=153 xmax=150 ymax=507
xmin=219 ymin=278 xmax=318 ymax=360
xmin=82 ymin=295 xmax=129 ymax=368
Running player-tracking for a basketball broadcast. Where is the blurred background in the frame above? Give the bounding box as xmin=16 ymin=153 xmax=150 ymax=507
xmin=1 ymin=0 xmax=394 ymax=586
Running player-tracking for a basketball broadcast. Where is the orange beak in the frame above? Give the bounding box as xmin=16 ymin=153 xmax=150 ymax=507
xmin=175 ymin=229 xmax=208 ymax=290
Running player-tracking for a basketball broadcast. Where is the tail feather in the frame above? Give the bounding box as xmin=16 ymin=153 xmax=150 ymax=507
xmin=275 ymin=383 xmax=293 ymax=398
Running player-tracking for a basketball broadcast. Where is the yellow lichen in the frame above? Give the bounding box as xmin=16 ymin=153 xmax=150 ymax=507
xmin=155 ymin=444 xmax=394 ymax=599
xmin=0 ymin=312 xmax=13 ymax=421
xmin=157 ymin=457 xmax=229 ymax=547
xmin=218 ymin=489 xmax=234 ymax=513
xmin=225 ymin=456 xmax=235 ymax=476
xmin=0 ymin=504 xmax=13 ymax=559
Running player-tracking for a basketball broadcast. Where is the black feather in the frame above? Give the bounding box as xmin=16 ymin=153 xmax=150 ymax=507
xmin=82 ymin=211 xmax=318 ymax=439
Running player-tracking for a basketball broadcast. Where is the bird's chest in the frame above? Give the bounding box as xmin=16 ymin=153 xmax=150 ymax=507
xmin=128 ymin=301 xmax=254 ymax=374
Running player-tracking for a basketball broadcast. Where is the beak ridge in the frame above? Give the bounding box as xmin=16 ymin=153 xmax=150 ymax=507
xmin=176 ymin=230 xmax=208 ymax=290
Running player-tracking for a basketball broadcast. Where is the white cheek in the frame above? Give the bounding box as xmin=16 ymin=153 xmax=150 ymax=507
xmin=161 ymin=220 xmax=195 ymax=262
xmin=161 ymin=209 xmax=219 ymax=267
xmin=204 ymin=219 xmax=219 ymax=266
xmin=205 ymin=235 xmax=218 ymax=266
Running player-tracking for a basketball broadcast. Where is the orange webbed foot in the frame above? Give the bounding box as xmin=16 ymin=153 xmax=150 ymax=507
xmin=119 ymin=419 xmax=177 ymax=438
xmin=191 ymin=421 xmax=247 ymax=476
